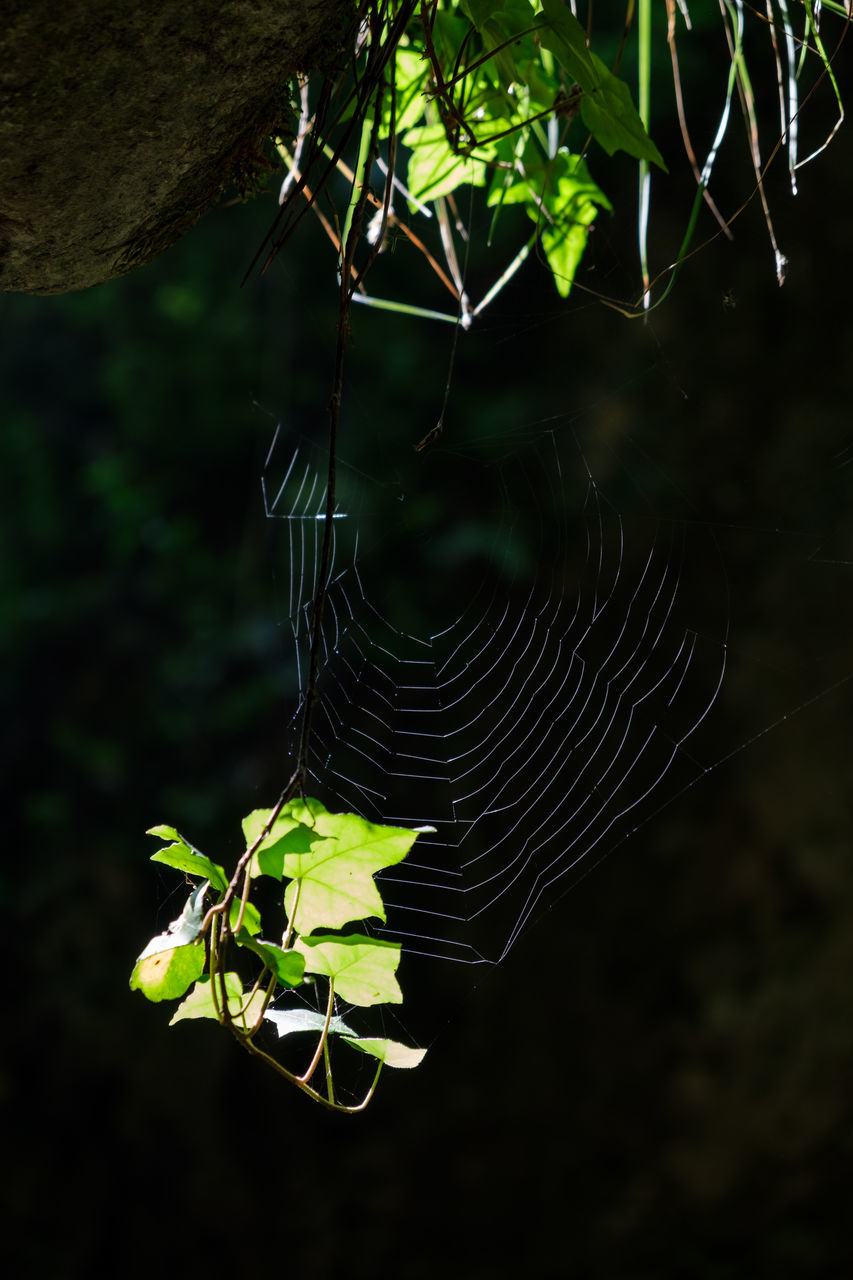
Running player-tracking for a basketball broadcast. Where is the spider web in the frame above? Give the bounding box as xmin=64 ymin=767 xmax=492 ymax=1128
xmin=262 ymin=405 xmax=731 ymax=965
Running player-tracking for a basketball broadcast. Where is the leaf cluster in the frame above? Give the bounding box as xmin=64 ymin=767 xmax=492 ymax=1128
xmin=269 ymin=0 xmax=663 ymax=306
xmin=267 ymin=0 xmax=850 ymax=318
xmin=131 ymin=799 xmax=430 ymax=1111
xmin=379 ymin=0 xmax=663 ymax=296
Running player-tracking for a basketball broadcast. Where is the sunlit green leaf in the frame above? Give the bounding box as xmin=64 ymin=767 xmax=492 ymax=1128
xmin=490 ymin=148 xmax=610 ymax=296
xmin=257 ymin=826 xmax=321 ymax=881
xmin=235 ymin=929 xmax=306 ymax=987
xmin=295 ymin=933 xmax=403 ymax=1007
xmin=343 ymin=1037 xmax=428 ymax=1069
xmin=242 ymin=806 xmax=301 ymax=850
xmin=540 ymin=222 xmax=587 ymax=296
xmin=403 ymin=125 xmax=490 ymax=205
xmin=264 ymin=1007 xmax=356 ymax=1038
xmin=130 ymin=942 xmax=206 ymax=1003
xmin=536 ymin=152 xmax=612 ymax=296
xmin=382 ymin=46 xmax=431 ymax=136
xmin=228 ymin=897 xmax=263 ymax=937
xmin=170 ymin=973 xmax=244 ymax=1024
xmin=149 ymin=833 xmax=227 ymax=893
xmin=146 ymin=824 xmax=180 ymax=841
xmin=278 ymin=799 xmax=421 ymax=934
xmin=241 ymin=808 xmax=322 ymax=880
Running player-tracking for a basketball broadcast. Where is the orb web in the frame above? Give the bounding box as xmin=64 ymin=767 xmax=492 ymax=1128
xmin=262 ymin=412 xmax=729 ymax=964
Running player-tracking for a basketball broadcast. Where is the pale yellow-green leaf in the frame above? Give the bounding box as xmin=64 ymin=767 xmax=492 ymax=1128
xmin=130 ymin=942 xmax=205 ymax=1003
xmin=170 ymin=973 xmax=246 ymax=1025
xmin=295 ymin=933 xmax=403 ymax=1007
xmin=344 ymin=1037 xmax=428 ymax=1068
xmin=280 ymin=799 xmax=420 ymax=935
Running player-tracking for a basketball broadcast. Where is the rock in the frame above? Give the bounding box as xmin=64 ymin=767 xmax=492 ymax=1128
xmin=0 ymin=0 xmax=349 ymax=294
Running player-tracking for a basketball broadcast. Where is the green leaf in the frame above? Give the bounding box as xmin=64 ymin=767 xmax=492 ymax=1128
xmin=146 ymin=823 xmax=180 ymax=841
xmin=278 ymin=799 xmax=421 ymax=934
xmin=536 ymin=1 xmax=664 ymax=168
xmin=403 ymin=124 xmax=490 ymax=205
xmin=541 ymin=220 xmax=591 ymax=298
xmin=149 ymin=833 xmax=227 ymax=894
xmin=294 ymin=933 xmax=403 ymax=1007
xmin=383 ymin=46 xmax=431 ymax=137
xmin=536 ymin=0 xmax=599 ymax=93
xmin=257 ymin=827 xmax=321 ymax=881
xmin=170 ymin=973 xmax=244 ymax=1025
xmin=462 ymin=0 xmax=504 ymax=26
xmin=241 ymin=809 xmax=321 ymax=880
xmin=580 ymin=53 xmax=666 ymax=168
xmin=265 ymin=1007 xmax=356 ymax=1038
xmin=489 ymin=148 xmax=611 ymax=295
xmin=228 ymin=897 xmax=262 ymax=937
xmin=130 ymin=942 xmax=206 ymax=1003
xmin=235 ymin=929 xmax=306 ymax=987
xmin=537 ymin=152 xmax=612 ymax=296
xmin=480 ymin=17 xmax=521 ymax=88
xmin=242 ymin=806 xmax=301 ymax=849
xmin=343 ymin=1037 xmax=428 ymax=1069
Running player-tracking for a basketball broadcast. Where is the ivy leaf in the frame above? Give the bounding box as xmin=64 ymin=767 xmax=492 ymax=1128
xmin=148 ymin=830 xmax=227 ymax=894
xmin=130 ymin=884 xmax=209 ymax=1001
xmin=130 ymin=943 xmax=206 ymax=1003
xmin=295 ymin=933 xmax=403 ymax=1007
xmin=541 ymin=219 xmax=593 ymax=298
xmin=171 ymin=973 xmax=238 ymax=1023
xmin=580 ymin=54 xmax=666 ymax=169
xmin=343 ymin=1037 xmax=428 ymax=1069
xmin=169 ymin=973 xmax=258 ymax=1026
xmin=278 ymin=799 xmax=421 ymax=934
xmin=403 ymin=124 xmax=491 ymax=205
xmin=264 ymin=1007 xmax=356 ymax=1039
xmin=536 ymin=152 xmax=612 ymax=296
xmin=241 ymin=809 xmax=321 ymax=880
xmin=235 ymin=929 xmax=306 ymax=987
xmin=229 ymin=898 xmax=262 ymax=937
xmin=489 ymin=148 xmax=611 ymax=295
xmin=383 ymin=46 xmax=431 ymax=136
xmin=242 ymin=807 xmax=298 ymax=847
xmin=254 ymin=826 xmax=321 ymax=881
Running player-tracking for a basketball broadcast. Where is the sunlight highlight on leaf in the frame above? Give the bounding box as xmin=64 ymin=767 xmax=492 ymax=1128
xmin=295 ymin=933 xmax=404 ymax=1007
xmin=279 ymin=799 xmax=419 ymax=935
xmin=344 ymin=1038 xmax=428 ymax=1069
xmin=130 ymin=943 xmax=206 ymax=1003
xmin=148 ymin=832 xmax=227 ymax=893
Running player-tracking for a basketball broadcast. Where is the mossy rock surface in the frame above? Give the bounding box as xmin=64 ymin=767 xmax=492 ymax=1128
xmin=0 ymin=0 xmax=349 ymax=294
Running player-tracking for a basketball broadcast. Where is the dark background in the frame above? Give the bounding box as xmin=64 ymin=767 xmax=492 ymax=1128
xmin=4 ymin=19 xmax=853 ymax=1278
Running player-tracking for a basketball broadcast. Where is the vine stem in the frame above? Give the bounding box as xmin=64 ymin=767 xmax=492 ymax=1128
xmin=299 ymin=978 xmax=336 ymax=1085
xmin=294 ymin=41 xmax=385 ymax=783
xmin=200 ymin=8 xmax=403 ymax=1111
xmin=200 ymin=767 xmax=302 ymax=936
xmin=226 ymin=1025 xmax=383 ymax=1113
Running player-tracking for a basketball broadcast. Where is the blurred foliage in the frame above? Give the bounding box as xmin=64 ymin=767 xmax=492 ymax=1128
xmin=3 ymin=20 xmax=853 ymax=1280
